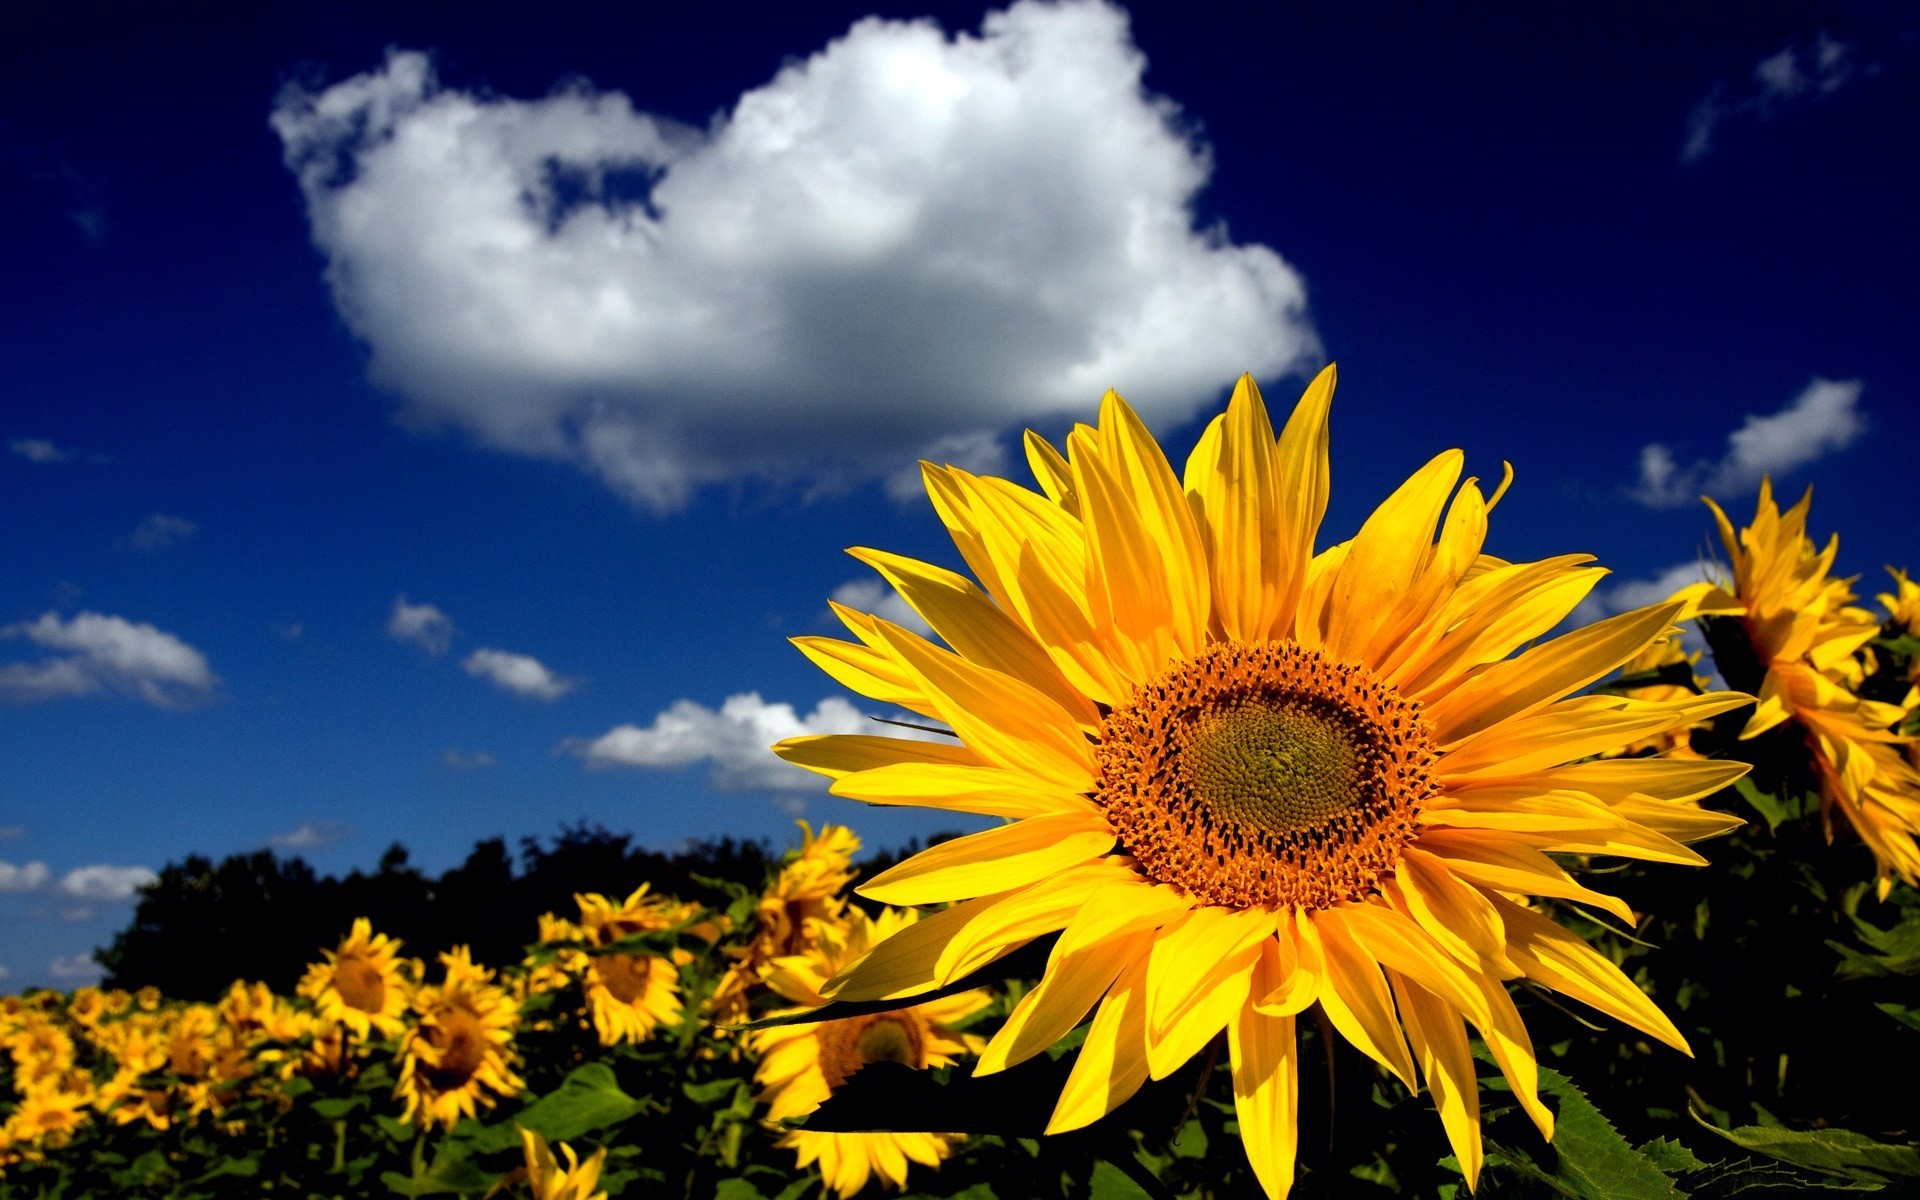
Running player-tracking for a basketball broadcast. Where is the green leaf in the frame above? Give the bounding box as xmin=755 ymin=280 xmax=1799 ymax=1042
xmin=1483 ymin=1066 xmax=1682 ymax=1199
xmin=1087 ymin=1159 xmax=1155 ymax=1199
xmin=1875 ymin=1002 xmax=1920 ymax=1032
xmin=1734 ymin=777 xmax=1805 ymax=833
xmin=712 ymin=1180 xmax=768 ymax=1200
xmin=1830 ymin=910 xmax=1920 ymax=980
xmin=1639 ymin=1138 xmax=1708 ymax=1174
xmin=1692 ymin=1114 xmax=1920 ymax=1183
xmin=312 ymin=1096 xmax=362 ymax=1120
xmin=466 ymin=1063 xmax=647 ymax=1155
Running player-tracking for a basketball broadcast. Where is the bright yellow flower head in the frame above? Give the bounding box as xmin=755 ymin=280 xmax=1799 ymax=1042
xmin=2 ymin=1073 xmax=93 ymax=1154
xmin=1687 ymin=483 xmax=1920 ymax=896
xmin=711 ymin=822 xmax=861 ymax=1026
xmin=776 ymin=368 xmax=1754 ymax=1197
xmin=568 ymin=887 xmax=691 ymax=1046
xmin=1880 ymin=568 xmax=1920 ymax=635
xmin=519 ymin=1127 xmax=610 ymax=1200
xmin=299 ymin=918 xmax=414 ymax=1039
xmin=395 ymin=947 xmax=525 ymax=1130
xmin=4 ymin=1016 xmax=76 ymax=1090
xmin=750 ymin=907 xmax=987 ymax=1199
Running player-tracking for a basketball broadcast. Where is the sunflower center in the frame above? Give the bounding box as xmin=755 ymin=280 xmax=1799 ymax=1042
xmin=334 ymin=955 xmax=387 ymax=1014
xmin=594 ymin=954 xmax=654 ymax=1005
xmin=422 ymin=1004 xmax=486 ymax=1089
xmin=1095 ymin=640 xmax=1435 ymax=911
xmin=816 ymin=1013 xmax=926 ymax=1089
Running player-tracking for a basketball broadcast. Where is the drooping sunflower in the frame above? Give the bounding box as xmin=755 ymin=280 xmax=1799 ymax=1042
xmin=1681 ymin=482 xmax=1920 ymax=896
xmin=519 ymin=1126 xmax=610 ymax=1200
xmin=299 ymin=917 xmax=414 ymax=1039
xmin=573 ymin=888 xmax=689 ymax=1046
xmin=749 ymin=907 xmax=987 ymax=1199
xmin=775 ymin=368 xmax=1752 ymax=1196
xmin=395 ymin=947 xmax=525 ymax=1130
xmin=710 ymin=823 xmax=862 ymax=1027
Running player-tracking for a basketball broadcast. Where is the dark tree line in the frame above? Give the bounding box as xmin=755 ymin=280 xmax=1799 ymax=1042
xmin=94 ymin=825 xmax=775 ymax=1000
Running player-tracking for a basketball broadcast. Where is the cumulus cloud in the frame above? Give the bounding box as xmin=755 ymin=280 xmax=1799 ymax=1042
xmin=443 ymin=748 xmax=497 ymax=770
xmin=464 ymin=648 xmax=576 ymax=700
xmin=120 ymin=513 xmax=198 ymax=553
xmin=0 ymin=861 xmax=50 ymax=892
xmin=271 ymin=0 xmax=1318 ymax=512
xmin=1630 ymin=378 xmax=1864 ymax=507
xmin=270 ymin=821 xmax=355 ymax=851
xmin=828 ymin=579 xmax=934 ymax=636
xmin=48 ymin=954 xmax=103 ymax=982
xmin=387 ymin=596 xmax=455 ymax=655
xmin=1684 ymin=35 xmax=1865 ymax=163
xmin=0 ymin=611 xmax=219 ymax=708
xmin=59 ymin=864 xmax=157 ymax=901
xmin=10 ymin=437 xmax=73 ymax=464
xmin=569 ymin=691 xmax=923 ymax=790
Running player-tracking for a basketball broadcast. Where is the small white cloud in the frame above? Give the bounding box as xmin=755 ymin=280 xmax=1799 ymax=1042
xmin=464 ymin=648 xmax=576 ymax=701
xmin=0 ymin=860 xmax=50 ymax=892
xmin=58 ymin=864 xmax=157 ymax=901
xmin=269 ymin=821 xmax=355 ymax=851
xmin=1629 ymin=378 xmax=1865 ymax=507
xmin=0 ymin=965 xmax=11 ymax=982
xmin=120 ymin=513 xmax=198 ymax=553
xmin=828 ymin=579 xmax=934 ymax=636
xmin=387 ymin=596 xmax=455 ymax=655
xmin=271 ymin=1 xmax=1318 ymax=513
xmin=569 ymin=691 xmax=920 ymax=790
xmin=278 ymin=622 xmax=305 ymax=640
xmin=48 ymin=954 xmax=103 ymax=982
xmin=0 ymin=611 xmax=218 ymax=708
xmin=442 ymin=747 xmax=497 ymax=770
xmin=1683 ymin=35 xmax=1864 ymax=163
xmin=10 ymin=437 xmax=74 ymax=464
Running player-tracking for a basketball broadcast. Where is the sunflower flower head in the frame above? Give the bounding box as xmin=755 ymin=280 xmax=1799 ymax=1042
xmin=395 ymin=947 xmax=525 ymax=1130
xmin=710 ymin=822 xmax=862 ymax=1026
xmin=518 ymin=1126 xmax=609 ymax=1200
xmin=569 ymin=887 xmax=690 ymax=1046
xmin=1686 ymin=483 xmax=1920 ymax=896
xmin=749 ymin=907 xmax=987 ymax=1198
xmin=775 ymin=367 xmax=1755 ymax=1197
xmin=299 ymin=918 xmax=414 ymax=1040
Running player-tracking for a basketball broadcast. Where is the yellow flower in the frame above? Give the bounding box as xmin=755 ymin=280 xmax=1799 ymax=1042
xmin=1684 ymin=483 xmax=1920 ymax=896
xmin=775 ymin=368 xmax=1752 ymax=1197
xmin=1880 ymin=568 xmax=1920 ymax=634
xmin=135 ymin=986 xmax=162 ymax=1012
xmin=163 ymin=1003 xmax=254 ymax=1117
xmin=395 ymin=947 xmax=524 ymax=1130
xmin=2 ymin=1074 xmax=93 ymax=1154
xmin=750 ymin=908 xmax=986 ymax=1198
xmin=711 ymin=822 xmax=862 ymax=1026
xmin=299 ymin=918 xmax=414 ymax=1039
xmin=571 ymin=887 xmax=689 ymax=1046
xmin=3 ymin=1016 xmax=75 ymax=1090
xmin=519 ymin=1126 xmax=609 ymax=1200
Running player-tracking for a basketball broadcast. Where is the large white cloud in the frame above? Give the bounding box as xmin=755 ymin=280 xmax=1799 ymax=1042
xmin=1630 ymin=378 xmax=1865 ymax=508
xmin=272 ymin=0 xmax=1318 ymax=511
xmin=570 ymin=691 xmax=925 ymax=791
xmin=0 ymin=611 xmax=218 ymax=708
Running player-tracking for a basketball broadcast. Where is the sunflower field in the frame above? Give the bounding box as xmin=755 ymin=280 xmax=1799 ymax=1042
xmin=5 ymin=371 xmax=1920 ymax=1199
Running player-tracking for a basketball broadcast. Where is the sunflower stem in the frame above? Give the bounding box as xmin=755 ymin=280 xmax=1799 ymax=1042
xmin=1313 ymin=1006 xmax=1338 ymax=1166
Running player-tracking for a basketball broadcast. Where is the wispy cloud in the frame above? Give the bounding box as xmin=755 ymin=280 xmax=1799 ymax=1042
xmin=464 ymin=648 xmax=576 ymax=701
xmin=0 ymin=611 xmax=219 ymax=708
xmin=1684 ymin=35 xmax=1866 ymax=163
xmin=0 ymin=861 xmax=50 ymax=892
xmin=119 ymin=513 xmax=198 ymax=553
xmin=272 ymin=0 xmax=1318 ymax=512
xmin=58 ymin=864 xmax=157 ymax=901
xmin=48 ymin=953 xmax=103 ymax=982
xmin=0 ymin=826 xmax=23 ymax=842
xmin=269 ymin=821 xmax=355 ymax=851
xmin=569 ymin=692 xmax=917 ymax=791
xmin=1629 ymin=378 xmax=1864 ymax=507
xmin=442 ymin=748 xmax=496 ymax=770
xmin=10 ymin=437 xmax=73 ymax=464
xmin=386 ymin=596 xmax=455 ymax=656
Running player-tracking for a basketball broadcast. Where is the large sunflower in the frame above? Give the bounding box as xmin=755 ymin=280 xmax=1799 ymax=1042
xmin=299 ymin=917 xmax=414 ymax=1039
xmin=1682 ymin=482 xmax=1920 ymax=896
xmin=750 ymin=907 xmax=987 ymax=1198
xmin=775 ymin=368 xmax=1751 ymax=1196
xmin=395 ymin=947 xmax=525 ymax=1130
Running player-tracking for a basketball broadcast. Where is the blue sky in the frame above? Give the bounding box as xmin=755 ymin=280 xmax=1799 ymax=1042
xmin=2 ymin=1 xmax=1916 ymax=989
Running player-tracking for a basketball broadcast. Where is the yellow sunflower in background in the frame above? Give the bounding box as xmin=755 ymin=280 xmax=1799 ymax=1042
xmin=750 ymin=907 xmax=987 ymax=1199
xmin=1603 ymin=634 xmax=1708 ymax=760
xmin=518 ymin=1126 xmax=610 ymax=1200
xmin=299 ymin=918 xmax=414 ymax=1039
xmin=1681 ymin=483 xmax=1920 ymax=896
xmin=396 ymin=947 xmax=525 ymax=1130
xmin=573 ymin=888 xmax=689 ymax=1046
xmin=3 ymin=1017 xmax=76 ymax=1090
xmin=2 ymin=1073 xmax=93 ymax=1155
xmin=711 ymin=823 xmax=862 ymax=1026
xmin=775 ymin=367 xmax=1753 ymax=1197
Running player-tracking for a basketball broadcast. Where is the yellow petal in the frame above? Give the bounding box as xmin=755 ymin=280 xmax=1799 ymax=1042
xmin=978 ymin=928 xmax=1151 ymax=1075
xmin=773 ymin=733 xmax=984 ymax=780
xmin=857 ymin=811 xmax=1115 ymax=906
xmin=1388 ymin=848 xmax=1518 ymax=977
xmin=1047 ymin=954 xmax=1151 ymax=1134
xmin=1229 ymin=1001 xmax=1300 ymax=1200
xmin=1439 ymin=693 xmax=1753 ymax=780
xmin=1147 ymin=906 xmax=1277 ymax=1038
xmin=933 ymin=860 xmax=1139 ymax=985
xmin=1389 ymin=971 xmax=1483 ymax=1190
xmin=1489 ymin=895 xmax=1689 ymax=1053
xmin=1183 ymin=373 xmax=1285 ymax=643
xmin=1309 ymin=910 xmax=1417 ymax=1090
xmin=1392 ymin=557 xmax=1607 ymax=695
xmin=790 ymin=633 xmax=938 ymax=718
xmin=1324 ymin=449 xmax=1464 ymax=662
xmin=1024 ymin=430 xmax=1080 ymax=516
xmin=1253 ymin=911 xmax=1323 ymax=1017
xmin=1271 ymin=364 xmax=1336 ymax=631
xmin=1472 ymin=973 xmax=1553 ymax=1140
xmin=830 ymin=762 xmax=1097 ymax=820
xmin=1324 ymin=901 xmax=1495 ymax=1033
xmin=1416 ymin=829 xmax=1636 ymax=925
